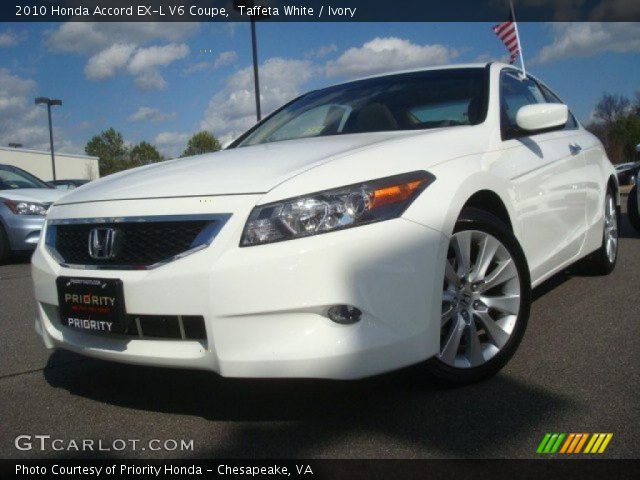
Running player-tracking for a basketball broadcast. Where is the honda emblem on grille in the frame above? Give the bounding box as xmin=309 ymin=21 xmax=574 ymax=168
xmin=88 ymin=228 xmax=118 ymax=260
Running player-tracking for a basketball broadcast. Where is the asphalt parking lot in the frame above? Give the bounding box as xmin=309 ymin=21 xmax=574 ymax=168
xmin=1 ymin=199 xmax=638 ymax=460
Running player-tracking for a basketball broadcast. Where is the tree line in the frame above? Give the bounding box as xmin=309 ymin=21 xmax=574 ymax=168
xmin=587 ymin=91 xmax=640 ymax=164
xmin=85 ymin=129 xmax=221 ymax=176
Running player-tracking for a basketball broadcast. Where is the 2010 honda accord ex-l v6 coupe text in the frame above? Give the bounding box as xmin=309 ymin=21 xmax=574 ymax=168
xmin=32 ymin=63 xmax=619 ymax=384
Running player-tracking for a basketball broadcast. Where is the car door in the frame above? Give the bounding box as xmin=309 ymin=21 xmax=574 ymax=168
xmin=497 ymin=69 xmax=587 ymax=284
xmin=536 ymin=81 xmax=602 ymax=255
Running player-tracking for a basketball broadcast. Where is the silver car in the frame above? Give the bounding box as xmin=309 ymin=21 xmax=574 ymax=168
xmin=0 ymin=164 xmax=65 ymax=261
xmin=629 ymin=173 xmax=640 ymax=233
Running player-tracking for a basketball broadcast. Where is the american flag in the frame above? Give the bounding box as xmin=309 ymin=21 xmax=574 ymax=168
xmin=492 ymin=14 xmax=520 ymax=64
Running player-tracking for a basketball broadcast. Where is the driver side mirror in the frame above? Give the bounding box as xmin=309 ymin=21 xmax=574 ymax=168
xmin=516 ymin=103 xmax=568 ymax=132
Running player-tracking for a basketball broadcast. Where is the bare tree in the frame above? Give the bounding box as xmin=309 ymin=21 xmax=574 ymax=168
xmin=588 ymin=92 xmax=640 ymax=164
xmin=592 ymin=93 xmax=631 ymax=126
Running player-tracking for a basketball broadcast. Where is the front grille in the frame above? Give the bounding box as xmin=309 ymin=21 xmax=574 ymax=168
xmin=127 ymin=315 xmax=207 ymax=341
xmin=46 ymin=215 xmax=229 ymax=269
xmin=53 ymin=309 xmax=207 ymax=341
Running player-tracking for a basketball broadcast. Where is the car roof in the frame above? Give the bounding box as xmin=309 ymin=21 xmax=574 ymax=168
xmin=314 ymin=62 xmax=523 ymax=93
xmin=350 ymin=63 xmax=492 ymax=82
xmin=0 ymin=163 xmax=26 ymax=171
xmin=299 ymin=63 xmax=498 ymax=98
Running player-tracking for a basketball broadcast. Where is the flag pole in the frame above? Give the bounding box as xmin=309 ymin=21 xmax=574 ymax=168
xmin=509 ymin=0 xmax=526 ymax=77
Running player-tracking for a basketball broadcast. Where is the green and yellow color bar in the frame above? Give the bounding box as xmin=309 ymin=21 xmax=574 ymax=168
xmin=536 ymin=433 xmax=613 ymax=454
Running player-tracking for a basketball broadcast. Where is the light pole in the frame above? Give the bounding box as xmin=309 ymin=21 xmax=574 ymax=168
xmin=233 ymin=1 xmax=269 ymax=122
xmin=35 ymin=97 xmax=62 ymax=181
xmin=250 ymin=18 xmax=261 ymax=122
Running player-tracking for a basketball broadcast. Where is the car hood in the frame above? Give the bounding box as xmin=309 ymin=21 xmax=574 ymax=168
xmin=56 ymin=131 xmax=426 ymax=204
xmin=0 ymin=188 xmax=66 ymax=204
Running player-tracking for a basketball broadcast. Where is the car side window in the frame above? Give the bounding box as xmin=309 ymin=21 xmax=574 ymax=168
xmin=536 ymin=82 xmax=579 ymax=130
xmin=500 ymin=70 xmax=547 ymax=139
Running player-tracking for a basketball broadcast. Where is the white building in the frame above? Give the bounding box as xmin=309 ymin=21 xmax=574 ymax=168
xmin=0 ymin=146 xmax=99 ymax=181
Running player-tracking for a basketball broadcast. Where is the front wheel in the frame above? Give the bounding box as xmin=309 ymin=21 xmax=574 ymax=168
xmin=628 ymin=185 xmax=640 ymax=233
xmin=425 ymin=208 xmax=531 ymax=385
xmin=581 ymin=188 xmax=618 ymax=275
xmin=0 ymin=224 xmax=11 ymax=264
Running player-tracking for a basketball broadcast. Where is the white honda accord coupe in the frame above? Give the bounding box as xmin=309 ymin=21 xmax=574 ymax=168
xmin=32 ymin=63 xmax=619 ymax=384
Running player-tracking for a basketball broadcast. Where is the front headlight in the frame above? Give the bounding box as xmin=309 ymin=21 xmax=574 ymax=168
xmin=2 ymin=198 xmax=50 ymax=216
xmin=241 ymin=171 xmax=435 ymax=246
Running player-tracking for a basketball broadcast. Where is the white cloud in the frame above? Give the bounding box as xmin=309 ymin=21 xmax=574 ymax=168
xmin=213 ymin=50 xmax=237 ymax=69
xmin=84 ymin=43 xmax=136 ymax=80
xmin=200 ymin=57 xmax=314 ymax=144
xmin=47 ymin=23 xmax=195 ymax=90
xmin=0 ymin=70 xmax=40 ymax=145
xmin=128 ymin=44 xmax=190 ymax=75
xmin=184 ymin=61 xmax=210 ymax=75
xmin=46 ymin=23 xmax=105 ymax=54
xmin=123 ymin=43 xmax=189 ymax=90
xmin=129 ymin=106 xmax=176 ymax=123
xmin=305 ymin=44 xmax=338 ymax=59
xmin=183 ymin=51 xmax=237 ymax=75
xmin=47 ymin=22 xmax=197 ymax=54
xmin=326 ymin=37 xmax=458 ymax=78
xmin=81 ymin=43 xmax=188 ymax=90
xmin=0 ymin=69 xmax=80 ymax=154
xmin=154 ymin=131 xmax=189 ymax=158
xmin=0 ymin=29 xmax=25 ymax=47
xmin=535 ymin=22 xmax=640 ymax=63
xmin=0 ymin=69 xmax=35 ymax=97
xmin=135 ymin=70 xmax=167 ymax=90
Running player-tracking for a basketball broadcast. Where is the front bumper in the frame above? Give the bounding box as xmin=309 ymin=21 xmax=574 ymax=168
xmin=2 ymin=213 xmax=45 ymax=251
xmin=32 ymin=195 xmax=448 ymax=379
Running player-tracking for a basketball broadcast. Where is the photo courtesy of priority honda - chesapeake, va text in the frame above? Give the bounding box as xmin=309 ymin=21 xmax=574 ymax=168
xmin=31 ymin=63 xmax=620 ymax=385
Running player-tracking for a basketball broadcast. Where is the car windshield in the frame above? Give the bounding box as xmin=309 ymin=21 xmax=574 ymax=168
xmin=0 ymin=166 xmax=50 ymax=190
xmin=233 ymin=68 xmax=487 ymax=148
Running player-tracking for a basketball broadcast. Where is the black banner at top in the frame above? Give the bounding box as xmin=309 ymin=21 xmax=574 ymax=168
xmin=4 ymin=0 xmax=640 ymax=22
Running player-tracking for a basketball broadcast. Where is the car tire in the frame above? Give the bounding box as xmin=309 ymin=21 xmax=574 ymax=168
xmin=628 ymin=185 xmax=640 ymax=233
xmin=425 ymin=207 xmax=531 ymax=386
xmin=581 ymin=188 xmax=619 ymax=275
xmin=0 ymin=223 xmax=11 ymax=264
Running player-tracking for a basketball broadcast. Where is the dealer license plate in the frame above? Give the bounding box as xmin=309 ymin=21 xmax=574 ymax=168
xmin=56 ymin=277 xmax=128 ymax=334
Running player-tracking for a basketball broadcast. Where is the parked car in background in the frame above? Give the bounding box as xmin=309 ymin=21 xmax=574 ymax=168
xmin=49 ymin=179 xmax=90 ymax=190
xmin=615 ymin=161 xmax=640 ymax=186
xmin=32 ymin=63 xmax=619 ymax=384
xmin=0 ymin=164 xmax=66 ymax=261
xmin=628 ymin=173 xmax=640 ymax=233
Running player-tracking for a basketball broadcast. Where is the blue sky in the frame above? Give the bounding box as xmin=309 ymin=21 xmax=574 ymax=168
xmin=0 ymin=22 xmax=639 ymax=157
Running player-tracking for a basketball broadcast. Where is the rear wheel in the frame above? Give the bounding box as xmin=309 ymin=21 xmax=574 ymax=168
xmin=0 ymin=224 xmax=10 ymax=263
xmin=628 ymin=185 xmax=640 ymax=233
xmin=582 ymin=189 xmax=618 ymax=275
xmin=426 ymin=208 xmax=531 ymax=385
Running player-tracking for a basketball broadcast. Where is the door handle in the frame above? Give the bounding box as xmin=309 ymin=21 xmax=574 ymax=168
xmin=569 ymin=143 xmax=582 ymax=155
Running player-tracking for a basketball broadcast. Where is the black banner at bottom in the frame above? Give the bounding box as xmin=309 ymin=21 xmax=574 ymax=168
xmin=3 ymin=459 xmax=639 ymax=479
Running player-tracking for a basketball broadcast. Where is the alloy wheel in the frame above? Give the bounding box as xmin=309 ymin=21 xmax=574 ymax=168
xmin=440 ymin=230 xmax=521 ymax=368
xmin=604 ymin=193 xmax=618 ymax=264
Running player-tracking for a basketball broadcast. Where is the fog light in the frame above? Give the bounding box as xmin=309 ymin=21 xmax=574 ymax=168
xmin=328 ymin=305 xmax=362 ymax=324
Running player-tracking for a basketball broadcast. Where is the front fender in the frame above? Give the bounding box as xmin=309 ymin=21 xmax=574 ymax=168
xmin=403 ymin=154 xmax=519 ymax=240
